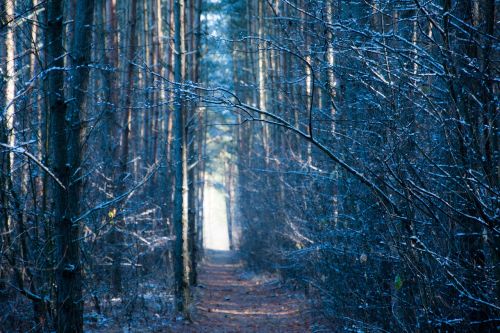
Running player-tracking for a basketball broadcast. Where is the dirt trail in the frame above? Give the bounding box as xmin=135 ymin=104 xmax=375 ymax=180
xmin=172 ymin=250 xmax=311 ymax=332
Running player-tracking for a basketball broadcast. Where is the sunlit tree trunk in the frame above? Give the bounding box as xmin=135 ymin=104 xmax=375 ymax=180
xmin=257 ymin=0 xmax=270 ymax=164
xmin=1 ymin=1 xmax=16 ymax=269
xmin=152 ymin=0 xmax=163 ymax=171
xmin=172 ymin=0 xmax=189 ymax=313
xmin=0 ymin=0 xmax=14 ymax=300
xmin=4 ymin=0 xmax=15 ymax=171
xmin=325 ymin=0 xmax=339 ymax=226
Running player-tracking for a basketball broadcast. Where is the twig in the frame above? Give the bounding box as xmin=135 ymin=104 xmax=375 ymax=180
xmin=0 ymin=142 xmax=66 ymax=190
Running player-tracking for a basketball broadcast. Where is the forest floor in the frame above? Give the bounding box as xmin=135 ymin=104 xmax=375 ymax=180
xmin=169 ymin=250 xmax=312 ymax=332
xmin=83 ymin=250 xmax=312 ymax=332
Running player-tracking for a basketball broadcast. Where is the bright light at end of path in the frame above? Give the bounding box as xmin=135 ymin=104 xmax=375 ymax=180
xmin=203 ymin=186 xmax=229 ymax=250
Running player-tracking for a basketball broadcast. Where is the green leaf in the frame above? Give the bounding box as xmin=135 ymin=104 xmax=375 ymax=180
xmin=394 ymin=275 xmax=403 ymax=290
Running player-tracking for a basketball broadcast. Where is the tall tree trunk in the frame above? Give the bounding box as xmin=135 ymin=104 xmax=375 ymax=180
xmin=257 ymin=0 xmax=270 ymax=164
xmin=0 ymin=0 xmax=14 ymax=298
xmin=194 ymin=0 xmax=204 ymax=261
xmin=225 ymin=161 xmax=234 ymax=251
xmin=99 ymin=0 xmax=123 ymax=294
xmin=1 ymin=1 xmax=16 ymax=282
xmin=187 ymin=143 xmax=197 ymax=285
xmin=46 ymin=0 xmax=73 ymax=329
xmin=152 ymin=0 xmax=163 ymax=172
xmin=186 ymin=0 xmax=202 ymax=287
xmin=4 ymin=0 xmax=15 ymax=170
xmin=172 ymin=0 xmax=188 ymax=314
xmin=325 ymin=0 xmax=339 ymax=225
xmin=47 ymin=0 xmax=93 ymax=330
xmin=110 ymin=0 xmax=137 ymax=294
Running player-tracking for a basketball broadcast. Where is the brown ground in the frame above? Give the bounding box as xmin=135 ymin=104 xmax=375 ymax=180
xmin=171 ymin=250 xmax=311 ymax=333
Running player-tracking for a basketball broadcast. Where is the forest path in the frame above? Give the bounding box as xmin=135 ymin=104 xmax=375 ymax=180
xmin=171 ymin=250 xmax=311 ymax=332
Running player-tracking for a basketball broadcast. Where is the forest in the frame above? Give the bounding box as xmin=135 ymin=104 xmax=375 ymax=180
xmin=0 ymin=0 xmax=498 ymax=332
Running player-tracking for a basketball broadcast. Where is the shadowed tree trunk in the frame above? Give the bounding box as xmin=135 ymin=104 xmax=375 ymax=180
xmin=109 ymin=0 xmax=137 ymax=294
xmin=187 ymin=0 xmax=203 ymax=287
xmin=47 ymin=0 xmax=94 ymax=330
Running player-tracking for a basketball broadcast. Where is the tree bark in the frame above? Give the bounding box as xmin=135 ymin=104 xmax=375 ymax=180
xmin=47 ymin=0 xmax=93 ymax=330
xmin=172 ymin=0 xmax=188 ymax=314
xmin=258 ymin=0 xmax=270 ymax=165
